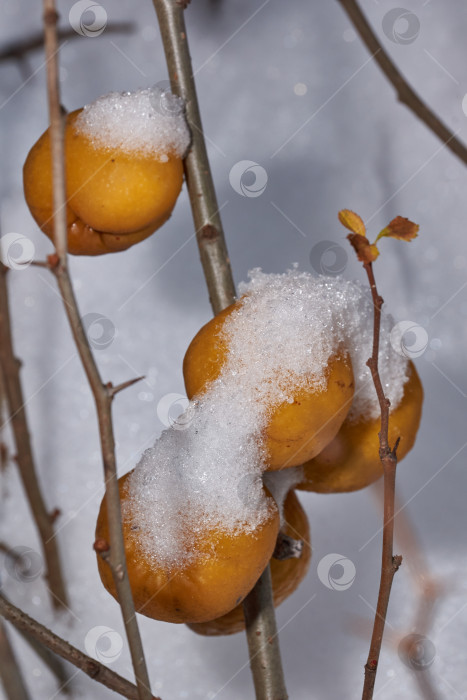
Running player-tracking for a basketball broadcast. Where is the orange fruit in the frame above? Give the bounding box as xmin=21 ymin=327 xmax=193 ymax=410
xmin=297 ymin=361 xmax=423 ymax=493
xmin=187 ymin=489 xmax=311 ymax=636
xmin=183 ymin=300 xmax=355 ymax=470
xmin=23 ymin=109 xmax=184 ymax=255
xmin=95 ymin=471 xmax=280 ymax=624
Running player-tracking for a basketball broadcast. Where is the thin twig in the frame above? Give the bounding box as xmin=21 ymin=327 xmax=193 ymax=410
xmin=108 ymin=376 xmax=145 ymax=398
xmin=151 ymin=3 xmax=287 ymax=698
xmin=0 ymin=617 xmax=30 ymax=700
xmin=360 ymin=262 xmax=402 ymax=700
xmin=371 ymin=481 xmax=446 ymax=634
xmin=14 ymin=624 xmax=71 ymax=692
xmin=0 ymin=549 xmax=70 ymax=688
xmin=0 ymin=562 xmax=70 ymax=689
xmin=0 ymin=594 xmax=160 ymax=700
xmin=370 ymin=483 xmax=444 ymax=700
xmin=349 ymin=616 xmax=441 ymax=700
xmin=337 ymin=0 xmax=467 ymax=167
xmin=0 ymin=23 xmax=136 ymax=63
xmin=41 ymin=3 xmax=152 ymax=698
xmin=0 ymin=263 xmax=69 ymax=610
xmin=42 ymin=2 xmax=67 ymax=260
xmin=0 ymin=370 xmax=9 ymax=472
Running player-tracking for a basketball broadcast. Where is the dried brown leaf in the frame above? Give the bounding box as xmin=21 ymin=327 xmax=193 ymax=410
xmin=376 ymin=216 xmax=419 ymax=242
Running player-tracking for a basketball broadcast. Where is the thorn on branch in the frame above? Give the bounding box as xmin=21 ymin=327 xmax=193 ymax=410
xmin=392 ymin=437 xmax=401 ymax=456
xmin=200 ymin=224 xmax=220 ymax=242
xmin=46 ymin=253 xmax=60 ymax=270
xmin=93 ymin=538 xmax=110 ymax=555
xmin=49 ymin=507 xmax=61 ymax=524
xmin=43 ymin=8 xmax=59 ymax=26
xmin=107 ymin=376 xmax=145 ymax=398
xmin=29 ymin=260 xmax=51 ymax=269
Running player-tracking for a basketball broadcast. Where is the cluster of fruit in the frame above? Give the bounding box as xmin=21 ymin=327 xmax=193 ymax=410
xmin=22 ymin=89 xmax=422 ymax=633
xmin=94 ymin=270 xmax=422 ymax=635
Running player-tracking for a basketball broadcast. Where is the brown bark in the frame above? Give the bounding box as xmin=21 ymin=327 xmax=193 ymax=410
xmin=41 ymin=3 xmax=152 ymax=697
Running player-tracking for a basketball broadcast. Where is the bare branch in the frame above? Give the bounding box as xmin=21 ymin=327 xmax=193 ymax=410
xmin=0 ymin=594 xmax=161 ymax=700
xmin=0 ymin=372 xmax=10 ymax=472
xmin=152 ymin=0 xmax=236 ymax=315
xmin=0 ymin=562 xmax=70 ymax=689
xmin=359 ymin=261 xmax=402 ymax=700
xmin=0 ymin=24 xmax=136 ymax=64
xmin=242 ymin=566 xmax=289 ymax=700
xmin=14 ymin=625 xmax=71 ymax=692
xmin=42 ymin=2 xmax=67 ymax=260
xmin=337 ymin=0 xmax=467 ymax=167
xmin=0 ymin=263 xmax=69 ymax=610
xmin=41 ymin=3 xmax=152 ymax=697
xmin=0 ymin=617 xmax=30 ymax=700
xmin=151 ymin=2 xmax=287 ymax=697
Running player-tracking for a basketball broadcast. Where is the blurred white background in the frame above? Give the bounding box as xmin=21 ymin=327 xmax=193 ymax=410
xmin=1 ymin=0 xmax=466 ymax=697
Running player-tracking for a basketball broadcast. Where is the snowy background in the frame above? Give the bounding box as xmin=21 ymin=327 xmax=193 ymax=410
xmin=1 ymin=0 xmax=467 ymax=697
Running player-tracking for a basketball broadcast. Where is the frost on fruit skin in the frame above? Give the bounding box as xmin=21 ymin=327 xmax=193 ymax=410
xmin=127 ymin=269 xmax=408 ymax=569
xmin=74 ymin=87 xmax=191 ymax=160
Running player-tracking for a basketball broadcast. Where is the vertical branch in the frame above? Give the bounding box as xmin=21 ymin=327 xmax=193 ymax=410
xmin=0 ymin=263 xmax=69 ymax=610
xmin=43 ymin=1 xmax=67 ymax=259
xmin=242 ymin=566 xmax=289 ymax=700
xmin=361 ymin=262 xmax=402 ymax=700
xmin=152 ymin=0 xmax=236 ymax=315
xmin=0 ymin=618 xmax=30 ymax=700
xmin=0 ymin=364 xmax=9 ymax=472
xmin=151 ymin=2 xmax=287 ymax=698
xmin=41 ymin=3 xmax=152 ymax=698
